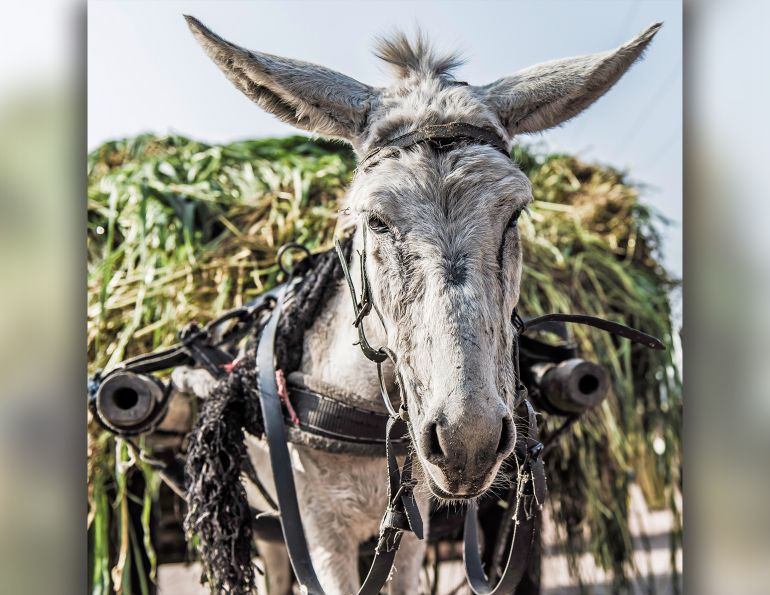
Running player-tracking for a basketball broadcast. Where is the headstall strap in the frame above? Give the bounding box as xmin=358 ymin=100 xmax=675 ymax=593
xmin=335 ymin=231 xmax=388 ymax=364
xmin=360 ymin=122 xmax=510 ymax=170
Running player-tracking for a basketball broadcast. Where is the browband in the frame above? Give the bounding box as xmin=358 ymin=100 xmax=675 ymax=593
xmin=360 ymin=122 xmax=510 ymax=169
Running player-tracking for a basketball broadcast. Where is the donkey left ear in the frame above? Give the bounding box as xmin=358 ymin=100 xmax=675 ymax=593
xmin=476 ymin=23 xmax=662 ymax=136
xmin=184 ymin=15 xmax=377 ymax=141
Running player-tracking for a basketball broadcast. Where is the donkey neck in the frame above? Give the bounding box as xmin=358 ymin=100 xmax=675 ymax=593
xmin=296 ymin=229 xmax=395 ymax=413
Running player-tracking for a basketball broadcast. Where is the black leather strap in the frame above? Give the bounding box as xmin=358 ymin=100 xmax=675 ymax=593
xmin=361 ymin=122 xmax=509 ymax=169
xmin=256 ymin=284 xmax=328 ymax=593
xmin=464 ymin=498 xmax=536 ymax=595
xmin=107 ymin=345 xmax=196 ymax=376
xmin=256 ymin=283 xmax=422 ymax=595
xmin=522 ymin=312 xmax=665 ymax=350
xmin=463 ymin=398 xmax=545 ymax=595
xmin=286 ymin=382 xmax=409 ymax=446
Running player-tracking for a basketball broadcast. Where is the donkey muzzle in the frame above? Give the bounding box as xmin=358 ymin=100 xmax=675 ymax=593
xmin=417 ymin=407 xmax=515 ymax=497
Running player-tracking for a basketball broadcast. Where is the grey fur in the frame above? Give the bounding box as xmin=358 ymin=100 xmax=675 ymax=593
xmin=184 ymin=15 xmax=377 ymax=141
xmin=183 ymin=17 xmax=660 ymax=593
xmin=476 ymin=22 xmax=662 ymax=134
xmin=374 ymin=29 xmax=466 ymax=79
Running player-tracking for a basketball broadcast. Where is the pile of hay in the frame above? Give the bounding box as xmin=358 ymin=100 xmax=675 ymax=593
xmin=87 ymin=134 xmax=681 ymax=593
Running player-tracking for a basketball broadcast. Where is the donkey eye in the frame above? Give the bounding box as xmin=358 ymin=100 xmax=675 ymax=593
xmin=367 ymin=214 xmax=391 ymax=234
xmin=507 ymin=208 xmax=523 ymax=230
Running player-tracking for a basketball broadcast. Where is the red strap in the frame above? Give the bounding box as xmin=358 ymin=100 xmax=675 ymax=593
xmin=275 ymin=369 xmax=300 ymax=426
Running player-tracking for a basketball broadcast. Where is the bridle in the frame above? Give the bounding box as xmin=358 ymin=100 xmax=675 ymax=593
xmin=255 ymin=250 xmax=423 ymax=595
xmin=257 ymin=122 xmax=663 ymax=595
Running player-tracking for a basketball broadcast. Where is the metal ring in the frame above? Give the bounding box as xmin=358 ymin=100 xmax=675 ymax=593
xmin=276 ymin=242 xmax=312 ymax=276
xmin=377 ymin=346 xmax=407 ymax=419
xmin=377 ymin=361 xmax=400 ymax=419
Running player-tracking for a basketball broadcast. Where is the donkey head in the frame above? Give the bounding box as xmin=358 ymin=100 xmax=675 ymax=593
xmin=186 ymin=16 xmax=660 ymax=499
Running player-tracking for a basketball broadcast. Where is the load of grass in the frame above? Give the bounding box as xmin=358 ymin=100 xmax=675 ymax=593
xmin=87 ymin=133 xmax=681 ymax=594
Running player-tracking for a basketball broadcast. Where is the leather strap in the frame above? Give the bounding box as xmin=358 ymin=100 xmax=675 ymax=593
xmin=361 ymin=122 xmax=509 ymax=169
xmin=256 ymin=283 xmax=422 ymax=595
xmin=105 ymin=345 xmax=197 ymax=377
xmin=465 ymin=498 xmax=536 ymax=595
xmin=335 ymin=236 xmax=388 ymax=363
xmin=286 ymin=382 xmax=409 ymax=446
xmin=521 ymin=312 xmax=665 ymax=350
xmin=463 ymin=397 xmax=545 ymax=595
xmin=256 ymin=284 xmax=327 ymax=593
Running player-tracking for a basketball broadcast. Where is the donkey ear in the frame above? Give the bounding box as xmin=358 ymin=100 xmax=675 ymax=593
xmin=477 ymin=23 xmax=662 ymax=136
xmin=184 ymin=15 xmax=377 ymax=141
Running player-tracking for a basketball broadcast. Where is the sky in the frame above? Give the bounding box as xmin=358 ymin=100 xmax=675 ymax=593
xmin=88 ymin=0 xmax=682 ymax=276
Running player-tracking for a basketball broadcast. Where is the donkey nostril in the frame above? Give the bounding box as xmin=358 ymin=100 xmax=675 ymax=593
xmin=427 ymin=422 xmax=444 ymax=461
xmin=496 ymin=415 xmax=515 ymax=457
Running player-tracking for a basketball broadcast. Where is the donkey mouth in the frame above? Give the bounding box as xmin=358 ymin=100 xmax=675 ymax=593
xmin=425 ymin=473 xmax=487 ymax=501
xmin=427 ymin=478 xmax=481 ymax=500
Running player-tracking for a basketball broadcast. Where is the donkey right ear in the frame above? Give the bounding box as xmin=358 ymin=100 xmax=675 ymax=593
xmin=185 ymin=16 xmax=377 ymax=141
xmin=476 ymin=23 xmax=662 ymax=136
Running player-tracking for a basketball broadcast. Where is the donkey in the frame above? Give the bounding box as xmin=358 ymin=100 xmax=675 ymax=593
xmin=181 ymin=16 xmax=661 ymax=594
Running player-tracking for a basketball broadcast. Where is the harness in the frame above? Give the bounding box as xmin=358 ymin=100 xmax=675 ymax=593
xmin=89 ymin=122 xmax=664 ymax=595
xmin=328 ymin=214 xmax=661 ymax=595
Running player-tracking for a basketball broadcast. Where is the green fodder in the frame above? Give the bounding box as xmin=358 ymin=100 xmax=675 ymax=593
xmin=512 ymin=145 xmax=682 ymax=591
xmin=87 ymin=134 xmax=681 ymax=593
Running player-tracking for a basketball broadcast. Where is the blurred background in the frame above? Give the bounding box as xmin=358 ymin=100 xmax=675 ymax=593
xmin=1 ymin=0 xmax=768 ymax=594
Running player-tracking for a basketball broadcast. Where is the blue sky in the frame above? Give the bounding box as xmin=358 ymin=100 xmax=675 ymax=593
xmin=88 ymin=0 xmax=682 ymax=275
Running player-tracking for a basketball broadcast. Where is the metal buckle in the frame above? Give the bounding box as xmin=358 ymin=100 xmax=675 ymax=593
xmin=528 ymin=441 xmax=544 ymax=461
xmin=276 ymin=242 xmax=311 ymax=276
xmin=352 ymin=298 xmax=372 ymax=327
xmin=512 ymin=309 xmax=526 ymax=334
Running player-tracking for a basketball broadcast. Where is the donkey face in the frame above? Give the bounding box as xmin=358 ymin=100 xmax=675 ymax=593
xmin=348 ymin=142 xmax=529 ymax=498
xmin=186 ymin=16 xmax=660 ymax=498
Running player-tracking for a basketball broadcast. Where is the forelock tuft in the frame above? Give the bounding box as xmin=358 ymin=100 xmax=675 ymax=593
xmin=374 ymin=29 xmax=465 ymax=79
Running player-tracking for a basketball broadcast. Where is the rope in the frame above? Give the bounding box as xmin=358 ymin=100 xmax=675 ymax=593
xmin=183 ymin=239 xmax=352 ymax=594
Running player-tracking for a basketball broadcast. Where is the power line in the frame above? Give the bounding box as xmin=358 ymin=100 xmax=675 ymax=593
xmin=639 ymin=128 xmax=680 ymax=172
xmin=611 ymin=64 xmax=680 ymax=157
xmin=615 ymin=0 xmax=643 ymax=45
xmin=566 ymin=0 xmax=643 ymax=147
